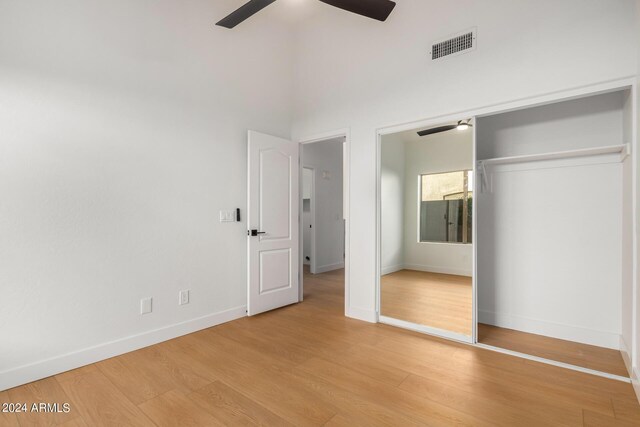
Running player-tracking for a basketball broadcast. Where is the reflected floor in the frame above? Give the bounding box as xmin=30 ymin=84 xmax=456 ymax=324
xmin=380 ymin=270 xmax=472 ymax=336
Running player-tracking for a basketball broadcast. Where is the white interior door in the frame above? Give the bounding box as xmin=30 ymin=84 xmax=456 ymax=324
xmin=247 ymin=130 xmax=299 ymax=315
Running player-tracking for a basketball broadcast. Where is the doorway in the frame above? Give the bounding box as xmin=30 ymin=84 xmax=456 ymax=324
xmin=299 ymin=136 xmax=347 ymax=306
xmin=302 ymin=167 xmax=315 ymax=274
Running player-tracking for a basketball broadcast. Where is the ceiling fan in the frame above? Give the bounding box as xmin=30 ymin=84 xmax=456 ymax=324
xmin=216 ymin=0 xmax=397 ymax=29
xmin=417 ymin=120 xmax=472 ymax=137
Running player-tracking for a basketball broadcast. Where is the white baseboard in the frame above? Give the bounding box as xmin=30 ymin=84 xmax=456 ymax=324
xmin=315 ymin=262 xmax=345 ymax=274
xmin=403 ymin=263 xmax=472 ymax=277
xmin=620 ymin=335 xmax=633 ymax=376
xmin=478 ymin=310 xmax=620 ymax=349
xmin=0 ymin=306 xmax=247 ymax=391
xmin=381 ymin=264 xmax=404 ymax=275
xmin=346 ymin=306 xmax=377 ymax=323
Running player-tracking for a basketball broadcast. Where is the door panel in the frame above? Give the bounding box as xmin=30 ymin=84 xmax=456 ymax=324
xmin=259 ymin=249 xmax=291 ymax=294
xmin=248 ymin=131 xmax=299 ymax=315
xmin=260 ymin=149 xmax=292 ymax=240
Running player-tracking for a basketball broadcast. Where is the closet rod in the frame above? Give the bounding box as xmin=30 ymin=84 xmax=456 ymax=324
xmin=478 ymin=143 xmax=630 ymax=167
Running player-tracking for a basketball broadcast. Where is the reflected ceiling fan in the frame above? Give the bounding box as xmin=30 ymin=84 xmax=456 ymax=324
xmin=417 ymin=120 xmax=472 ymax=137
xmin=216 ymin=0 xmax=397 ymax=29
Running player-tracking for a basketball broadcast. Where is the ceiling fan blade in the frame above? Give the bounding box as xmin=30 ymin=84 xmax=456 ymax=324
xmin=417 ymin=125 xmax=458 ymax=137
xmin=216 ymin=0 xmax=277 ymax=29
xmin=318 ymin=0 xmax=396 ymax=22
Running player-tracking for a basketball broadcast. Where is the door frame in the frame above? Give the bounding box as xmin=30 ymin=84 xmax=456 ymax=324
xmin=302 ymin=166 xmax=317 ymax=274
xmin=297 ymin=129 xmax=350 ymax=313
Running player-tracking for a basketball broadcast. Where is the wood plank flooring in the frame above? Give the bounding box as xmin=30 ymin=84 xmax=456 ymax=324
xmin=478 ymin=323 xmax=629 ymax=378
xmin=380 ymin=269 xmax=472 ymax=336
xmin=2 ymin=268 xmax=640 ymax=426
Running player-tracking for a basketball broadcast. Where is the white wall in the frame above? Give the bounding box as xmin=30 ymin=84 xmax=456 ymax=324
xmin=303 ymin=168 xmax=313 ymax=199
xmin=380 ymin=134 xmax=405 ymax=274
xmin=302 ymin=139 xmax=344 ymax=272
xmin=403 ymin=129 xmax=473 ymax=277
xmin=291 ymin=0 xmax=638 ymax=321
xmin=476 ymin=93 xmax=626 ymax=349
xmin=0 ymin=0 xmax=293 ymax=389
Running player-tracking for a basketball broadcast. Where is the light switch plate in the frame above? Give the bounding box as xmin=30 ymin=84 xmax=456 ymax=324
xmin=219 ymin=210 xmax=236 ymax=222
xmin=140 ymin=297 xmax=152 ymax=314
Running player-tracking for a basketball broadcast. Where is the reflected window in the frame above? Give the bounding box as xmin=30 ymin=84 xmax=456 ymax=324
xmin=420 ymin=170 xmax=473 ymax=243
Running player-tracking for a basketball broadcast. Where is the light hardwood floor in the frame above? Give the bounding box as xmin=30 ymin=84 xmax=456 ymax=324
xmin=381 ymin=270 xmax=473 ymax=336
xmin=2 ymin=268 xmax=640 ymax=426
xmin=478 ymin=323 xmax=629 ymax=378
xmin=380 ymin=270 xmax=628 ymax=378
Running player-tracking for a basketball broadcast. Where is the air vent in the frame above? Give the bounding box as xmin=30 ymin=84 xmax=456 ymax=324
xmin=430 ymin=28 xmax=476 ymax=60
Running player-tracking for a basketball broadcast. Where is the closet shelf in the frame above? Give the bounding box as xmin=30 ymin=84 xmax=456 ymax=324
xmin=477 ymin=143 xmax=630 ymax=167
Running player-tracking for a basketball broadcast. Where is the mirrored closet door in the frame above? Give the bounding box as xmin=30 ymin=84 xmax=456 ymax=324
xmin=379 ymin=119 xmax=474 ymax=341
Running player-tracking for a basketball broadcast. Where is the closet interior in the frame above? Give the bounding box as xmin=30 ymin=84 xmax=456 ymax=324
xmin=475 ymin=89 xmax=634 ymax=377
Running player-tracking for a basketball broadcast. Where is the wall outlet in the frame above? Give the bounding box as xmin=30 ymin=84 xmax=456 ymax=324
xmin=140 ymin=297 xmax=152 ymax=314
xmin=179 ymin=290 xmax=190 ymax=305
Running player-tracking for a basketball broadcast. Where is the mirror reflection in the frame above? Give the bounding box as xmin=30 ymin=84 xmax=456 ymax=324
xmin=380 ymin=121 xmax=473 ymax=337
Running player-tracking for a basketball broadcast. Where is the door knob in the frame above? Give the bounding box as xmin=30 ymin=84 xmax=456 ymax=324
xmin=249 ymin=229 xmax=267 ymax=236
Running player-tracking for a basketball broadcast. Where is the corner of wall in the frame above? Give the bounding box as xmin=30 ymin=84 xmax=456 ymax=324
xmin=621 ymin=335 xmax=634 ymax=376
xmin=381 ymin=264 xmax=404 ymax=276
xmin=346 ymin=306 xmax=377 ymax=323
